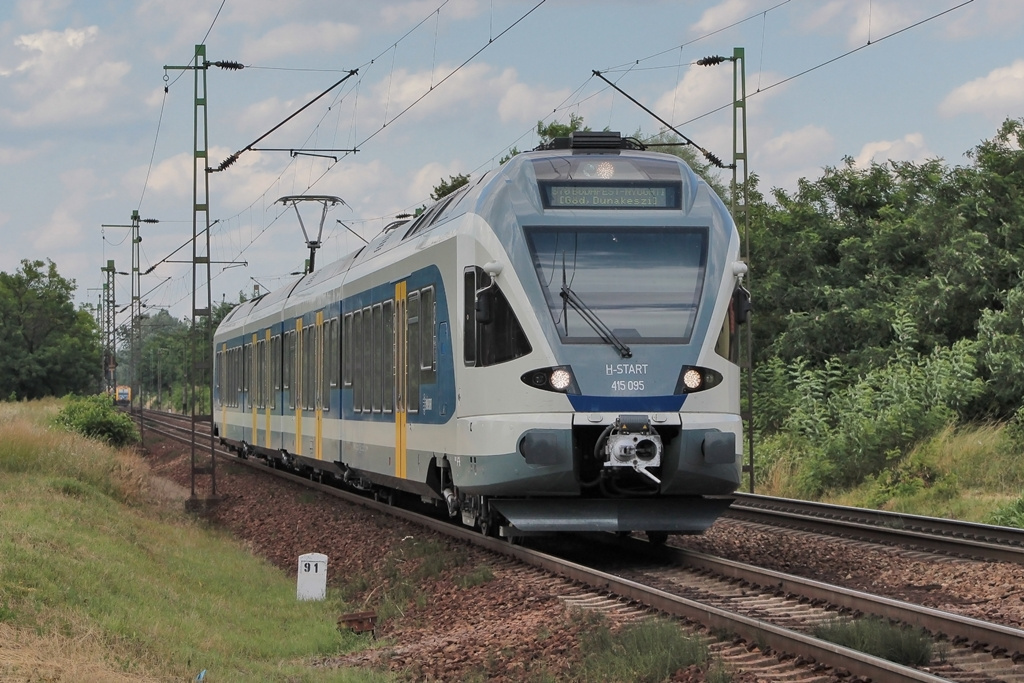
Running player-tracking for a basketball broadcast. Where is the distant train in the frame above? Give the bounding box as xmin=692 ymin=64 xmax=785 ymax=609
xmin=115 ymin=385 xmax=131 ymax=407
xmin=213 ymin=131 xmax=749 ymax=540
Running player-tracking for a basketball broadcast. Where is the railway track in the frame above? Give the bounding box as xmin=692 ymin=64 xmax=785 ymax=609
xmin=728 ymin=493 xmax=1024 ymax=564
xmin=136 ymin=409 xmax=1024 ymax=682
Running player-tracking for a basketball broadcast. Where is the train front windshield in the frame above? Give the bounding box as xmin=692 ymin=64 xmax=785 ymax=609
xmin=525 ymin=226 xmax=708 ymax=345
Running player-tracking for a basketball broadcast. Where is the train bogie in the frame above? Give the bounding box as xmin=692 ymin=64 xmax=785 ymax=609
xmin=214 ymin=131 xmax=747 ymax=537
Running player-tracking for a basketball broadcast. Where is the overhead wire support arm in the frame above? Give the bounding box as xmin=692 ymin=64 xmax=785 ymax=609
xmin=592 ymin=70 xmax=734 ymax=170
xmin=213 ymin=69 xmax=358 ymax=172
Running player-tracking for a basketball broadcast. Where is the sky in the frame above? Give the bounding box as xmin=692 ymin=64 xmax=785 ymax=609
xmin=0 ymin=0 xmax=1022 ymax=322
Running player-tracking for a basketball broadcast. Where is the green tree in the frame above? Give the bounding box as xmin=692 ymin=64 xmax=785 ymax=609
xmin=430 ymin=173 xmax=470 ymax=201
xmin=0 ymin=259 xmax=102 ymax=399
xmin=537 ymin=112 xmax=587 ymax=143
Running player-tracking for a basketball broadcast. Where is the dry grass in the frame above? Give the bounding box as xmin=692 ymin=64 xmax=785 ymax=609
xmin=0 ymin=622 xmax=164 ymax=683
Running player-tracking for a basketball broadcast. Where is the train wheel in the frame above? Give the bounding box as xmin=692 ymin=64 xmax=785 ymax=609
xmin=477 ymin=514 xmax=495 ymax=537
xmin=645 ymin=531 xmax=668 ymax=546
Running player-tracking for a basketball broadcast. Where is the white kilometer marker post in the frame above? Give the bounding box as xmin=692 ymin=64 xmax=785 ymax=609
xmin=297 ymin=553 xmax=328 ymax=601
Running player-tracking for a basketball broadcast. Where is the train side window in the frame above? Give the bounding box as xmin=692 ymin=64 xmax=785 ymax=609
xmin=420 ymin=286 xmax=436 ymax=384
xmin=361 ymin=306 xmax=372 ymax=413
xmin=265 ymin=337 xmax=271 ymax=409
xmin=372 ymin=303 xmax=383 ymax=413
xmin=271 ymin=334 xmax=280 ymax=410
xmin=215 ymin=349 xmax=223 ymax=407
xmin=305 ymin=324 xmax=316 ymax=411
xmin=328 ymin=317 xmax=340 ymax=389
xmin=343 ymin=313 xmax=353 ymax=388
xmin=383 ymin=299 xmax=394 ymax=413
xmin=284 ymin=330 xmax=295 ymax=410
xmin=325 ymin=317 xmax=338 ymax=411
xmin=463 ymin=266 xmax=532 ymax=367
xmin=243 ymin=342 xmax=251 ymax=409
xmin=258 ymin=339 xmax=266 ymax=409
xmin=351 ymin=310 xmax=362 ymax=412
xmin=407 ymin=291 xmax=420 ymax=414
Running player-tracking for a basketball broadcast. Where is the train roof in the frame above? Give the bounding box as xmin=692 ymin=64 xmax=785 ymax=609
xmin=218 ymin=131 xmax=723 ymax=339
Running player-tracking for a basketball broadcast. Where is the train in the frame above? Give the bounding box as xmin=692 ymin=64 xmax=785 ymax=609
xmin=213 ymin=131 xmax=749 ymax=540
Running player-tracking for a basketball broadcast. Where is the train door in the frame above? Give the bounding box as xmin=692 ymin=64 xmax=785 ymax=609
xmin=394 ymin=282 xmax=408 ymax=479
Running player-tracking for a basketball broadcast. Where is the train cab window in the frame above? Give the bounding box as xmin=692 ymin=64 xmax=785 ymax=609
xmin=463 ymin=266 xmax=532 ymax=367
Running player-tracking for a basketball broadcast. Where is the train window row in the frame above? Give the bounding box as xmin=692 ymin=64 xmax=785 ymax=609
xmin=343 ymin=286 xmax=436 ymax=414
xmin=217 ymin=285 xmax=439 ymax=414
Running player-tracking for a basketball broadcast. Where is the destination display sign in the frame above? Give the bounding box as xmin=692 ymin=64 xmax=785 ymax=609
xmin=541 ymin=183 xmax=678 ymax=209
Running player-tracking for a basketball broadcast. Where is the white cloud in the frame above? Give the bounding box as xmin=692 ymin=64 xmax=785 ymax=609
xmin=852 ymin=133 xmax=930 ymax=167
xmin=497 ymin=79 xmax=570 ymax=124
xmin=799 ymin=0 xmax=912 ymax=46
xmin=410 ymin=160 xmax=466 ymax=206
xmin=942 ymin=0 xmax=1024 ymax=40
xmin=0 ymin=26 xmax=131 ymax=126
xmin=242 ymin=22 xmax=360 ymax=62
xmin=847 ymin=1 xmax=913 ymax=46
xmin=940 ymin=60 xmax=1024 ymax=118
xmin=0 ymin=146 xmax=39 ymax=165
xmin=363 ymin=62 xmax=532 ymax=125
xmin=691 ymin=0 xmax=756 ymax=34
xmin=16 ymin=0 xmax=72 ymax=28
xmin=654 ymin=64 xmax=732 ymax=124
xmin=34 ymin=167 xmax=103 ymax=253
xmin=760 ymin=125 xmax=835 ymax=169
xmin=800 ymin=1 xmax=847 ymax=32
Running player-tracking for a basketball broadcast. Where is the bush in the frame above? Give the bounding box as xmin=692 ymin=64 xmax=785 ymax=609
xmin=986 ymin=497 xmax=1024 ymax=528
xmin=757 ymin=314 xmax=983 ymax=498
xmin=55 ymin=394 xmax=139 ymax=448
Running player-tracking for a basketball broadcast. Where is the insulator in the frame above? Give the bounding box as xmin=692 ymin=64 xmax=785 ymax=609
xmin=696 ymin=56 xmax=727 ymax=67
xmin=704 ymin=151 xmax=725 ymax=168
xmin=216 ymin=153 xmax=240 ymax=172
xmin=213 ymin=60 xmax=244 ymax=70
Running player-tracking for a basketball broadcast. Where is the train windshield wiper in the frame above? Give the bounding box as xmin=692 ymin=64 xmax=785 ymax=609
xmin=559 ymin=284 xmax=632 ymax=358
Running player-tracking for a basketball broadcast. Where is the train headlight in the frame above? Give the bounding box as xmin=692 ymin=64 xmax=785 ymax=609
xmin=682 ymin=369 xmax=703 ymax=390
xmin=674 ymin=365 xmax=724 ymax=394
xmin=521 ymin=366 xmax=579 ymax=394
xmin=550 ymin=369 xmax=572 ymax=391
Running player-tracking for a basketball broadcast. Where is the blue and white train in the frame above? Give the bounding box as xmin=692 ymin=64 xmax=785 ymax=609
xmin=213 ymin=131 xmax=749 ymax=539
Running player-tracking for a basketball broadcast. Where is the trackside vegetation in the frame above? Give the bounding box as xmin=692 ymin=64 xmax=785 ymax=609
xmin=747 ymin=117 xmax=1024 ymax=516
xmin=54 ymin=393 xmax=140 ymax=448
xmin=0 ymin=400 xmax=383 ymax=682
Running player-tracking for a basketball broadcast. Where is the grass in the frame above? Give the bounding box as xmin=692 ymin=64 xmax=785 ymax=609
xmin=0 ymin=399 xmax=387 ymax=682
xmin=572 ymin=611 xmax=719 ymax=682
xmin=811 ymin=617 xmax=933 ymax=667
xmin=758 ymin=421 xmax=1024 ymax=526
